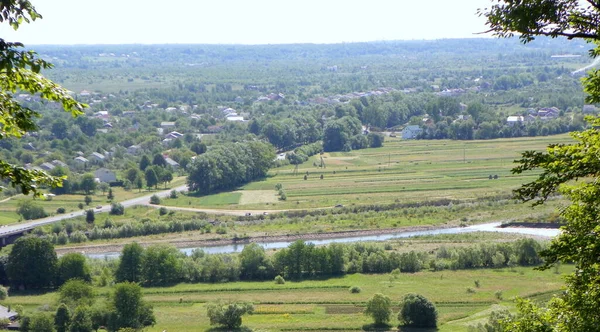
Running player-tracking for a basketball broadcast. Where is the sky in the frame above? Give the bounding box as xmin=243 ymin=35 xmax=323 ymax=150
xmin=1 ymin=0 xmax=493 ymax=45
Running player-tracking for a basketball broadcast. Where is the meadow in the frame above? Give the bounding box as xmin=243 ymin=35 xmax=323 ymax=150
xmin=162 ymin=135 xmax=572 ymax=211
xmin=4 ymin=265 xmax=567 ymax=332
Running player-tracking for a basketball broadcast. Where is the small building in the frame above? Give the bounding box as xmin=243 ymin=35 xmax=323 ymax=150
xmin=74 ymin=156 xmax=89 ymax=164
xmin=402 ymin=125 xmax=423 ymax=140
xmin=52 ymin=160 xmax=68 ymax=168
xmin=160 ymin=121 xmax=176 ymax=128
xmin=507 ymin=116 xmax=524 ymax=125
xmin=94 ymin=168 xmax=116 ymax=183
xmin=165 ymin=157 xmax=180 ymax=169
xmin=127 ymin=145 xmax=141 ymax=155
xmin=89 ymin=152 xmax=106 ymax=162
xmin=39 ymin=162 xmax=56 ymax=171
xmin=226 ymin=116 xmax=245 ymax=122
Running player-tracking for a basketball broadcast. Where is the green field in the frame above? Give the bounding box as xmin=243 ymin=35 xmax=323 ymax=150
xmin=3 ymin=266 xmax=567 ymax=332
xmin=158 ymin=135 xmax=572 ymax=211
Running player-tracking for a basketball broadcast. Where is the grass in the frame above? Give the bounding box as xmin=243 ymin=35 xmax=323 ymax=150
xmin=4 ymin=266 xmax=565 ymax=332
xmin=160 ymin=135 xmax=572 ymax=211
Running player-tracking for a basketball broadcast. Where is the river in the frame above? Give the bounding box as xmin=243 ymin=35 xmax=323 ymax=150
xmin=86 ymin=222 xmax=560 ymax=259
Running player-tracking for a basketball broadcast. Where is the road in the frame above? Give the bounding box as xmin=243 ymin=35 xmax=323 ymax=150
xmin=0 ymin=185 xmax=319 ymax=237
xmin=0 ymin=184 xmax=188 ymax=237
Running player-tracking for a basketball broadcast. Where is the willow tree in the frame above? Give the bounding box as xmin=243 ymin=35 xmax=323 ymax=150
xmin=481 ymin=1 xmax=600 ymax=330
xmin=1 ymin=1 xmax=85 ymax=196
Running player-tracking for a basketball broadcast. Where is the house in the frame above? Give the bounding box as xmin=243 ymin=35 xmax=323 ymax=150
xmin=226 ymin=116 xmax=245 ymax=122
xmin=583 ymin=104 xmax=598 ymax=113
xmin=165 ymin=131 xmax=184 ymax=139
xmin=94 ymin=168 xmax=116 ymax=183
xmin=122 ymin=111 xmax=136 ymax=117
xmin=402 ymin=125 xmax=423 ymax=140
xmin=507 ymin=116 xmax=524 ymax=125
xmin=39 ymin=162 xmax=56 ymax=171
xmin=160 ymin=121 xmax=176 ymax=128
xmin=52 ymin=160 xmax=68 ymax=168
xmin=127 ymin=145 xmax=141 ymax=155
xmin=538 ymin=107 xmax=560 ymax=119
xmin=165 ymin=157 xmax=180 ymax=169
xmin=0 ymin=304 xmax=18 ymax=321
xmin=221 ymin=107 xmax=237 ymax=116
xmin=74 ymin=156 xmax=89 ymax=164
xmin=89 ymin=152 xmax=106 ymax=162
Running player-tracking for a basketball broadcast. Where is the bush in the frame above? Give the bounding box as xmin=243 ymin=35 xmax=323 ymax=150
xmin=349 ymin=286 xmax=361 ymax=294
xmin=16 ymin=201 xmax=47 ymax=220
xmin=149 ymin=195 xmax=161 ymax=205
xmin=365 ymin=293 xmax=392 ymax=325
xmin=159 ymin=207 xmax=168 ymax=216
xmin=110 ymin=203 xmax=125 ymax=215
xmin=274 ymin=275 xmax=285 ymax=284
xmin=206 ymin=302 xmax=254 ymax=329
xmin=56 ymin=207 xmax=66 ymax=214
xmin=495 ymin=290 xmax=503 ymax=300
xmin=398 ymin=293 xmax=437 ymax=328
xmin=86 ymin=209 xmax=95 ymax=223
xmin=0 ymin=286 xmax=8 ymax=300
xmin=169 ymin=190 xmax=178 ymax=199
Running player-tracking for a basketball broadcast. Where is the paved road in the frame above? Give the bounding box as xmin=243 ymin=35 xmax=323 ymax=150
xmin=0 ymin=184 xmax=189 ymax=237
xmin=0 ymin=185 xmax=324 ymax=237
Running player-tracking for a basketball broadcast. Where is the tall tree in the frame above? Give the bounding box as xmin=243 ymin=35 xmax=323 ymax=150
xmin=107 ymin=282 xmax=155 ymax=331
xmin=7 ymin=237 xmax=57 ymax=289
xmin=144 ymin=168 xmax=158 ymax=189
xmin=115 ymin=243 xmax=144 ymax=283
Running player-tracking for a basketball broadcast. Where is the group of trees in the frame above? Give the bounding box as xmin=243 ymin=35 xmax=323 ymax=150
xmin=364 ymin=292 xmax=437 ymax=328
xmin=105 ymin=239 xmax=544 ymax=286
xmin=186 ymin=141 xmax=274 ymax=194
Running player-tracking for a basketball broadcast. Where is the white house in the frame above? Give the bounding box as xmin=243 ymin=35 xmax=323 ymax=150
xmin=94 ymin=168 xmax=116 ymax=183
xmin=160 ymin=121 xmax=176 ymax=128
xmin=402 ymin=125 xmax=423 ymax=139
xmin=507 ymin=116 xmax=524 ymax=125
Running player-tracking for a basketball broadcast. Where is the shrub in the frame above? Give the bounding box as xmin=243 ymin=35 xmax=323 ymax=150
xmin=0 ymin=286 xmax=8 ymax=300
xmin=398 ymin=293 xmax=437 ymax=328
xmin=110 ymin=203 xmax=125 ymax=215
xmin=206 ymin=302 xmax=254 ymax=329
xmin=474 ymin=279 xmax=481 ymax=288
xmin=365 ymin=293 xmax=392 ymax=325
xmin=56 ymin=207 xmax=66 ymax=214
xmin=349 ymin=286 xmax=361 ymax=293
xmin=495 ymin=290 xmax=503 ymax=300
xmin=274 ymin=275 xmax=285 ymax=284
xmin=159 ymin=207 xmax=168 ymax=216
xmin=149 ymin=195 xmax=161 ymax=205
xmin=169 ymin=190 xmax=178 ymax=199
xmin=86 ymin=209 xmax=95 ymax=223
xmin=467 ymin=287 xmax=476 ymax=294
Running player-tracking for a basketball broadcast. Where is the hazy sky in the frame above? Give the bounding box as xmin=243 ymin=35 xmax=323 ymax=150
xmin=1 ymin=0 xmax=492 ymax=45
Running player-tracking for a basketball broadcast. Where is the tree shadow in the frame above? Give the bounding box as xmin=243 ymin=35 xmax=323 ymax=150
xmin=397 ymin=326 xmax=438 ymax=332
xmin=362 ymin=323 xmax=393 ymax=331
xmin=205 ymin=326 xmax=252 ymax=332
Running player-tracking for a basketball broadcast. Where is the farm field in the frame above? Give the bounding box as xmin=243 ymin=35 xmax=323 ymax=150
xmin=162 ymin=135 xmax=573 ymax=210
xmin=4 ymin=266 xmax=567 ymax=332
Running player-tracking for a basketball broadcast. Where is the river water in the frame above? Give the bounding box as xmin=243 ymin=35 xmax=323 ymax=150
xmin=86 ymin=222 xmax=560 ymax=260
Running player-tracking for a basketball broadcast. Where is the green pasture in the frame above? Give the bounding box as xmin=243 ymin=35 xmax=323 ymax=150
xmin=161 ymin=135 xmax=572 ymax=210
xmin=2 ymin=266 xmax=567 ymax=332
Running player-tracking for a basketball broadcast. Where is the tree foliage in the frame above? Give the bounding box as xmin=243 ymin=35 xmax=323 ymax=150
xmin=364 ymin=293 xmax=392 ymax=326
xmin=107 ymin=282 xmax=155 ymax=331
xmin=6 ymin=236 xmax=56 ymax=289
xmin=206 ymin=301 xmax=254 ymax=329
xmin=482 ymin=1 xmax=600 ymax=330
xmin=0 ymin=1 xmax=85 ymax=196
xmin=187 ymin=141 xmax=274 ymax=194
xmin=57 ymin=253 xmax=92 ymax=285
xmin=398 ymin=293 xmax=437 ymax=328
xmin=115 ymin=243 xmax=143 ymax=283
